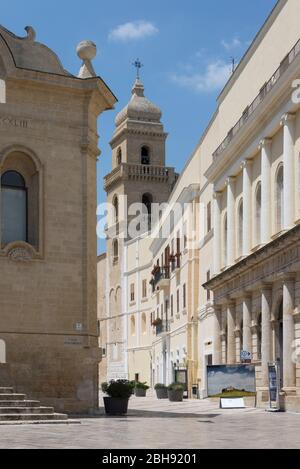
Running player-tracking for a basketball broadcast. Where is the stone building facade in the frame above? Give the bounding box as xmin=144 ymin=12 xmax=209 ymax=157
xmin=98 ymin=0 xmax=300 ymax=410
xmin=98 ymin=78 xmax=177 ymax=383
xmin=0 ymin=25 xmax=116 ymax=413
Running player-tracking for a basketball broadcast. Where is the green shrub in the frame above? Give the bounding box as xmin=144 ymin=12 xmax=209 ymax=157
xmin=103 ymin=380 xmax=133 ymax=399
xmin=101 ymin=382 xmax=108 ymax=393
xmin=135 ymin=381 xmax=150 ymax=390
xmin=168 ymin=383 xmax=184 ymax=391
xmin=154 ymin=383 xmax=167 ymax=390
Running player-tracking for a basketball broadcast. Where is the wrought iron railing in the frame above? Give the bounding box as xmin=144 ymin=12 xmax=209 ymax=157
xmin=213 ymin=37 xmax=300 ymax=161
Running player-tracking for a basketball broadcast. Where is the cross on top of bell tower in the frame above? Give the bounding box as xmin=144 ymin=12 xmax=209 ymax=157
xmin=132 ymin=58 xmax=143 ymax=79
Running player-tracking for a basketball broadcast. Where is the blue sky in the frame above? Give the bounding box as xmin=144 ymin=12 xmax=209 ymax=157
xmin=1 ymin=0 xmax=277 ymax=253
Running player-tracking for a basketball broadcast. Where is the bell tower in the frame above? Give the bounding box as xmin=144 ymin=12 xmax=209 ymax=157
xmin=102 ymin=69 xmax=177 ymax=381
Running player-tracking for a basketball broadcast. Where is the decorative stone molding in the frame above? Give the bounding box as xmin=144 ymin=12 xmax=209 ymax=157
xmin=225 ymin=176 xmax=236 ymax=187
xmin=203 ymin=224 xmax=300 ymax=304
xmin=280 ymin=112 xmax=296 ymax=127
xmin=240 ymin=159 xmax=253 ymax=171
xmin=1 ymin=241 xmax=39 ymax=262
xmin=258 ymin=137 xmax=272 ymax=151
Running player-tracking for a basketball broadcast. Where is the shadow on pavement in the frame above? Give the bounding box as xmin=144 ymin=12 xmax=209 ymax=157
xmin=93 ymin=408 xmax=220 ymax=419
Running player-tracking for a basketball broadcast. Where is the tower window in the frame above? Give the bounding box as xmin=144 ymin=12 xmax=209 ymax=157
xmin=117 ymin=148 xmax=122 ymax=166
xmin=113 ymin=239 xmax=119 ymax=262
xmin=141 ymin=146 xmax=150 ymax=165
xmin=113 ymin=196 xmax=119 ymax=223
xmin=1 ymin=171 xmax=27 ymax=245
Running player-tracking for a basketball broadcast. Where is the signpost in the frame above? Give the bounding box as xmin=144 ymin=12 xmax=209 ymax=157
xmin=267 ymin=361 xmax=281 ymax=412
xmin=240 ymin=350 xmax=252 ymax=363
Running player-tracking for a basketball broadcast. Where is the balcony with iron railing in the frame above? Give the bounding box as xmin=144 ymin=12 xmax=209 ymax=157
xmin=153 ymin=320 xmax=170 ymax=336
xmin=212 ymin=37 xmax=300 ymax=161
xmin=151 ymin=266 xmax=170 ymax=292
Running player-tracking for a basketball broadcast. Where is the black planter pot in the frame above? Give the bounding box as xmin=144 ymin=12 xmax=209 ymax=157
xmin=103 ymin=397 xmax=129 ymax=415
xmin=135 ymin=388 xmax=147 ymax=397
xmin=156 ymin=388 xmax=168 ymax=399
xmin=168 ymin=389 xmax=184 ymax=402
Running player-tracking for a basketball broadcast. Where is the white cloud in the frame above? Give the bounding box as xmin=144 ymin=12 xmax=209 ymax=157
xmin=108 ymin=20 xmax=158 ymax=42
xmin=171 ymin=60 xmax=232 ymax=93
xmin=221 ymin=37 xmax=242 ymax=51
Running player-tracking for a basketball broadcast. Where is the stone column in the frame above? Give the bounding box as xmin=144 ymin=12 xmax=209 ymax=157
xmin=261 ymin=285 xmax=272 ymax=387
xmin=259 ymin=138 xmax=272 ymax=245
xmin=221 ymin=306 xmax=227 ymax=364
xmin=213 ymin=306 xmax=222 ymax=365
xmin=242 ymin=294 xmax=252 ymax=354
xmin=241 ymin=160 xmax=252 ymax=257
xmin=283 ymin=275 xmax=296 ymax=390
xmin=226 ymin=177 xmax=235 ymax=266
xmin=213 ymin=192 xmax=222 ymax=275
xmin=281 ymin=113 xmax=295 ymax=230
xmin=227 ymin=301 xmax=236 ymax=364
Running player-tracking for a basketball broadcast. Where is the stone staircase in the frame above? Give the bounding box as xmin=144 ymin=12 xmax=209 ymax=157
xmin=0 ymin=387 xmax=74 ymax=424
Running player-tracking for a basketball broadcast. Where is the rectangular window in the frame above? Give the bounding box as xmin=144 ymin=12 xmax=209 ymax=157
xmin=207 ymin=271 xmax=211 ymax=301
xmin=1 ymin=188 xmax=27 ymax=244
xmin=171 ymin=295 xmax=174 ymax=317
xmin=176 ymin=233 xmax=181 ymax=255
xmin=207 ymin=201 xmax=212 ymax=233
xmin=183 ymin=284 xmax=186 ymax=309
xmin=142 ymin=279 xmax=147 ymax=299
xmin=130 ymin=283 xmax=135 ymax=302
xmin=165 ymin=245 xmax=170 ymax=265
xmin=177 ymin=289 xmax=180 ymax=314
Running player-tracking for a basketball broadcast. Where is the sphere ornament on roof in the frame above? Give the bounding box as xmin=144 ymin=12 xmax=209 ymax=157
xmin=76 ymin=40 xmax=97 ymax=78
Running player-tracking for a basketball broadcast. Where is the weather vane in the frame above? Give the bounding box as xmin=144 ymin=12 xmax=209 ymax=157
xmin=133 ymin=58 xmax=143 ymax=79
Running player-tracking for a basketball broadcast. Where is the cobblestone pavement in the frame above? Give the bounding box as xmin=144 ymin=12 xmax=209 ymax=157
xmin=0 ymin=396 xmax=299 ymax=449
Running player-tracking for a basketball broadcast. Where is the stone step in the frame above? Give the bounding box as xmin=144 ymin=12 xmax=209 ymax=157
xmin=0 ymin=394 xmax=26 ymax=401
xmin=0 ymin=388 xmax=14 ymax=394
xmin=0 ymin=400 xmax=40 ymax=408
xmin=0 ymin=407 xmax=54 ymax=415
xmin=0 ymin=419 xmax=81 ymax=426
xmin=0 ymin=413 xmax=68 ymax=421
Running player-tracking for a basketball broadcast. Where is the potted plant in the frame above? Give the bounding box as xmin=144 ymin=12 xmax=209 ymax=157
xmin=152 ymin=318 xmax=162 ymax=327
xmin=135 ymin=382 xmax=150 ymax=397
xmin=168 ymin=383 xmax=184 ymax=402
xmin=102 ymin=380 xmax=133 ymax=415
xmin=129 ymin=380 xmax=136 ymax=395
xmin=155 ymin=383 xmax=168 ymax=399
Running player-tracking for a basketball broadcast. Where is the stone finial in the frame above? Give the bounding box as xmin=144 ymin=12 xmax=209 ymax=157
xmin=76 ymin=40 xmax=97 ymax=79
xmin=24 ymin=26 xmax=36 ymax=42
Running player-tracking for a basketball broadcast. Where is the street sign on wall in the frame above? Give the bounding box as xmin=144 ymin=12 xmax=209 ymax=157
xmin=240 ymin=350 xmax=252 ymax=363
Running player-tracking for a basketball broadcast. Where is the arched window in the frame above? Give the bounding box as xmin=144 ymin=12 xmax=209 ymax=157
xmin=141 ymin=146 xmax=150 ymax=165
xmin=141 ymin=313 xmax=147 ymax=335
xmin=223 ymin=213 xmax=228 ymax=267
xmin=116 ymin=147 xmax=122 ymax=166
xmin=276 ymin=165 xmax=284 ymax=232
xmin=142 ymin=193 xmax=153 ymax=216
xmin=131 ymin=315 xmax=136 ymax=337
xmin=255 ymin=182 xmax=262 ymax=245
xmin=238 ymin=199 xmax=243 ymax=257
xmin=113 ymin=239 xmax=119 ymax=261
xmin=1 ymin=171 xmax=27 ymax=245
xmin=142 ymin=193 xmax=153 ymax=231
xmin=113 ymin=196 xmax=119 ymax=223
